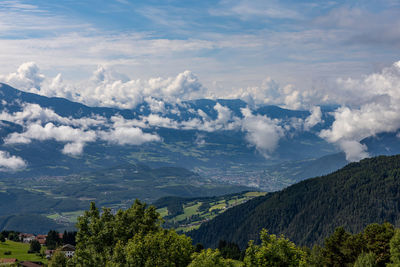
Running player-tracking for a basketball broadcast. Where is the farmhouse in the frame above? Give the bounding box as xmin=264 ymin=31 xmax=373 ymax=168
xmin=19 ymin=233 xmax=35 ymax=243
xmin=61 ymin=244 xmax=75 ymax=258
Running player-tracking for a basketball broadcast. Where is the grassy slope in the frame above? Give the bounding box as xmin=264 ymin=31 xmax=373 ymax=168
xmin=0 ymin=240 xmax=46 ymax=263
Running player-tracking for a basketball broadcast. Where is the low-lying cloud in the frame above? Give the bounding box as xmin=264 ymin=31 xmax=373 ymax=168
xmin=241 ymin=107 xmax=284 ymax=156
xmin=3 ymin=61 xmax=400 ymax=163
xmin=320 ymin=61 xmax=400 ymax=161
xmin=0 ymin=151 xmax=26 ymax=171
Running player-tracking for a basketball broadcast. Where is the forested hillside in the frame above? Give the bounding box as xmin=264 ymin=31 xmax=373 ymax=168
xmin=189 ymin=154 xmax=400 ymax=248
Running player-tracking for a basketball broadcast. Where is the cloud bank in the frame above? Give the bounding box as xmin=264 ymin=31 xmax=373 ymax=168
xmin=0 ymin=63 xmax=205 ymax=109
xmin=2 ymin=61 xmax=400 ymax=163
xmin=1 ymin=104 xmax=161 ymax=158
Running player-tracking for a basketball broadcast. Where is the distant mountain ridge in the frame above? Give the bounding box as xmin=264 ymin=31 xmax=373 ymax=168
xmin=1 ymin=83 xmax=400 ymax=192
xmin=0 ymin=83 xmax=339 ymax=188
xmin=188 ymin=154 xmax=400 ymax=248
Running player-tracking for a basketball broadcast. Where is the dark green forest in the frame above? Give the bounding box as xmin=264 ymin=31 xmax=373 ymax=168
xmin=189 ymin=155 xmax=400 ymax=248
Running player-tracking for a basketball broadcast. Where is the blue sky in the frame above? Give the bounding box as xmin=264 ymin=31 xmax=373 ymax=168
xmin=0 ymin=0 xmax=399 ymax=96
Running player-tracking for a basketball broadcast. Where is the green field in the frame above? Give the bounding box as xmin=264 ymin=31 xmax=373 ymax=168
xmin=47 ymin=210 xmax=84 ymax=224
xmin=156 ymin=191 xmax=267 ymax=232
xmin=0 ymin=240 xmax=47 ymax=263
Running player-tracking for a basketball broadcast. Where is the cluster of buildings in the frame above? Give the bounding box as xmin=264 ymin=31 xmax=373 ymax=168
xmin=18 ymin=233 xmax=75 ymax=259
xmin=18 ymin=233 xmax=46 ymax=245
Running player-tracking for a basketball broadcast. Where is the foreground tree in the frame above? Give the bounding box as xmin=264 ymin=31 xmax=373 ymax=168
xmin=123 ymin=229 xmax=193 ymax=266
xmin=74 ymin=199 xmax=193 ymax=266
xmin=388 ymin=229 xmax=400 ymax=266
xmin=363 ymin=222 xmax=394 ymax=266
xmin=353 ymin=252 xmax=377 ymax=267
xmin=189 ymin=248 xmax=240 ymax=267
xmin=243 ymin=229 xmax=306 ymax=267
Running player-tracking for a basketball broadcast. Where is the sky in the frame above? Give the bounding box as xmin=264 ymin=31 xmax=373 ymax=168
xmin=0 ymin=0 xmax=399 ymax=93
xmin=0 ymin=0 xmax=400 ymax=166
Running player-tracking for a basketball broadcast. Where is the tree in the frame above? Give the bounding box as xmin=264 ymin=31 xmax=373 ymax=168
xmin=218 ymin=240 xmax=242 ymax=260
xmin=49 ymin=249 xmax=67 ymax=267
xmin=194 ymin=243 xmax=204 ymax=252
xmin=49 ymin=248 xmax=75 ymax=267
xmin=304 ymin=245 xmax=324 ymax=267
xmin=74 ymin=200 xmax=165 ymax=266
xmin=7 ymin=232 xmax=18 ymax=242
xmin=46 ymin=230 xmax=61 ymax=250
xmin=123 ymin=229 xmax=193 ymax=267
xmin=321 ymin=227 xmax=355 ymax=266
xmin=353 ymin=252 xmax=377 ymax=267
xmin=363 ymin=222 xmax=394 ymax=266
xmin=0 ymin=233 xmax=5 ymax=242
xmin=62 ymin=231 xmax=76 ymax=246
xmin=243 ymin=229 xmax=306 ymax=267
xmin=388 ymin=229 xmax=400 ymax=266
xmin=189 ymin=248 xmax=237 ymax=267
xmin=29 ymin=239 xmax=41 ymax=253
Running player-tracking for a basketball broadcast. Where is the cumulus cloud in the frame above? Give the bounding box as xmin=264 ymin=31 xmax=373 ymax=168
xmin=0 ymin=62 xmax=44 ymax=93
xmin=99 ymin=127 xmax=160 ymax=145
xmin=224 ymin=77 xmax=304 ymax=109
xmin=304 ymin=106 xmax=322 ymax=130
xmin=4 ymin=123 xmax=97 ymax=156
xmin=0 ymin=104 xmax=162 ymax=156
xmin=0 ymin=103 xmax=107 ymax=130
xmin=62 ymin=142 xmax=85 ymax=156
xmin=240 ymin=107 xmax=284 ymax=157
xmin=320 ymin=61 xmax=400 ymax=161
xmin=0 ymin=151 xmax=27 ymax=171
xmin=337 ymin=140 xmax=369 ymax=162
xmin=145 ymin=97 xmax=166 ymax=114
xmin=0 ymin=63 xmax=206 ymax=110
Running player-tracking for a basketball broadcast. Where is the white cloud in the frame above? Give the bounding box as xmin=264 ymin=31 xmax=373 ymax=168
xmin=0 ymin=103 xmax=107 ymax=129
xmin=4 ymin=123 xmax=97 ymax=156
xmin=0 ymin=104 xmax=162 ymax=156
xmin=320 ymin=61 xmax=400 ymax=161
xmin=145 ymin=97 xmax=166 ymax=114
xmin=338 ymin=140 xmax=369 ymax=162
xmin=0 ymin=62 xmax=44 ymax=92
xmin=214 ymin=103 xmax=232 ymax=125
xmin=62 ymin=142 xmax=85 ymax=156
xmin=0 ymin=63 xmax=206 ymax=110
xmin=223 ymin=77 xmax=304 ymax=109
xmin=304 ymin=106 xmax=322 ymax=130
xmin=0 ymin=150 xmax=26 ymax=171
xmin=99 ymin=127 xmax=160 ymax=145
xmin=144 ymin=114 xmax=179 ymax=129
xmin=240 ymin=107 xmax=284 ymax=157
